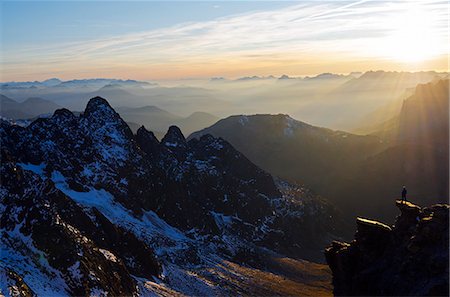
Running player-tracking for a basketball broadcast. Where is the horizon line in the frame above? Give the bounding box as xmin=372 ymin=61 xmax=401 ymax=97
xmin=1 ymin=69 xmax=449 ymax=84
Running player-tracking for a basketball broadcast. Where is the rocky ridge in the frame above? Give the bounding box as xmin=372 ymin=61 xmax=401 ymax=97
xmin=325 ymin=200 xmax=449 ymax=296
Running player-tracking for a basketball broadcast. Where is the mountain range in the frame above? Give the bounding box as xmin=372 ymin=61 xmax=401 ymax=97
xmin=0 ymin=78 xmax=153 ymax=90
xmin=0 ymin=93 xmax=219 ymax=137
xmin=0 ymin=95 xmax=62 ymax=119
xmin=2 ymin=71 xmax=447 ymax=131
xmin=1 ymin=97 xmax=342 ymax=295
xmin=190 ymin=79 xmax=449 ymax=223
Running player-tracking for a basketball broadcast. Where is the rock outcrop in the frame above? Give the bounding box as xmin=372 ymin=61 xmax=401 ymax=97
xmin=325 ymin=200 xmax=449 ymax=296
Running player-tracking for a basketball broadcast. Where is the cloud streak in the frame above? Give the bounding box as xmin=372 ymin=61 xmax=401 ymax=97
xmin=2 ymin=0 xmax=448 ymax=80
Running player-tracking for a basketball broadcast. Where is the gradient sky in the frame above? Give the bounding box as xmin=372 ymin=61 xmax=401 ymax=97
xmin=1 ymin=0 xmax=448 ymax=81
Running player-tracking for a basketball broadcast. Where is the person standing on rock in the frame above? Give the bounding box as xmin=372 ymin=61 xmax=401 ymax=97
xmin=401 ymin=186 xmax=407 ymax=203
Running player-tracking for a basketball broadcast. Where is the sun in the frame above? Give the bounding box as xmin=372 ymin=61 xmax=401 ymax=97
xmin=378 ymin=4 xmax=442 ymax=63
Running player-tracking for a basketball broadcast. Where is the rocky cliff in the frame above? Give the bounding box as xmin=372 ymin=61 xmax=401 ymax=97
xmin=325 ymin=200 xmax=449 ymax=296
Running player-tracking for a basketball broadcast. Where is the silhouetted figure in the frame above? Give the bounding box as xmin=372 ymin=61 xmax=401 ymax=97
xmin=401 ymin=186 xmax=407 ymax=203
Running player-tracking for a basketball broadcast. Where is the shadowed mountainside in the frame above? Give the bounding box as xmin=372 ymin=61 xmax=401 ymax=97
xmin=189 ymin=79 xmax=449 ymax=223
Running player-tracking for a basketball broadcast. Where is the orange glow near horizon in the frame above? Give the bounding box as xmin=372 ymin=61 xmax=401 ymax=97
xmin=1 ymin=1 xmax=448 ymax=82
xmin=2 ymin=54 xmax=448 ymax=82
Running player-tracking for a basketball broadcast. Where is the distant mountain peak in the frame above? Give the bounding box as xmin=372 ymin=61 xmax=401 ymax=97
xmin=100 ymin=83 xmax=122 ymax=90
xmin=42 ymin=78 xmax=62 ymax=86
xmin=279 ymin=74 xmax=292 ymax=79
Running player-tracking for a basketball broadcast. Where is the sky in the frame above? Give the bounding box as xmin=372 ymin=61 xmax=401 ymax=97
xmin=1 ymin=0 xmax=448 ymax=81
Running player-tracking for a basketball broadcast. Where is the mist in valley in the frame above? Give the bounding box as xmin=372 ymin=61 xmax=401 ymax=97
xmin=2 ymin=70 xmax=447 ymax=136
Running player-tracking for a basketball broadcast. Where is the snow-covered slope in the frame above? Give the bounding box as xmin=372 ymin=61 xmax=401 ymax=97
xmin=1 ymin=96 xmax=341 ymax=296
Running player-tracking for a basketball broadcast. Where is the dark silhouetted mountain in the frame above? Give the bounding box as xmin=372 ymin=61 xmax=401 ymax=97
xmin=41 ymin=78 xmax=62 ymax=86
xmin=1 ymin=96 xmax=341 ymax=295
xmin=318 ymin=70 xmax=447 ymax=130
xmin=279 ymin=74 xmax=293 ymax=80
xmin=210 ymin=77 xmax=227 ymax=81
xmin=340 ymin=70 xmax=447 ymax=93
xmin=337 ymin=79 xmax=449 ymax=221
xmin=236 ymin=75 xmax=276 ymax=81
xmin=0 ymin=94 xmax=61 ymax=119
xmin=304 ymin=73 xmax=350 ymax=81
xmin=396 ymin=79 xmax=449 ymax=146
xmin=189 ymin=113 xmax=383 ymax=201
xmin=326 ymin=201 xmax=449 ymax=296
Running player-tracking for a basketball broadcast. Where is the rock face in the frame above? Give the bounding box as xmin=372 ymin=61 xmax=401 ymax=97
xmin=1 ymin=156 xmax=160 ymax=296
xmin=325 ymin=200 xmax=449 ymax=296
xmin=1 ymin=96 xmax=342 ymax=295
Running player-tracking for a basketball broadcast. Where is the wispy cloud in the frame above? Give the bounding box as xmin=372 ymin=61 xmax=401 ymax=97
xmin=2 ymin=0 xmax=448 ymax=80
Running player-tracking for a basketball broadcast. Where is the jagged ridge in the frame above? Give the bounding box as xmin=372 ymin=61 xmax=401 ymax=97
xmin=325 ymin=200 xmax=449 ymax=296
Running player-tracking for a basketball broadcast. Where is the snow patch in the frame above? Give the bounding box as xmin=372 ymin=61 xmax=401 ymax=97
xmin=67 ymin=261 xmax=82 ymax=281
xmin=90 ymin=287 xmax=108 ymax=297
xmin=16 ymin=162 xmax=45 ymax=175
xmin=164 ymin=142 xmax=178 ymax=148
xmin=48 ymin=170 xmax=189 ymax=257
xmin=0 ymin=222 xmax=69 ymax=296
